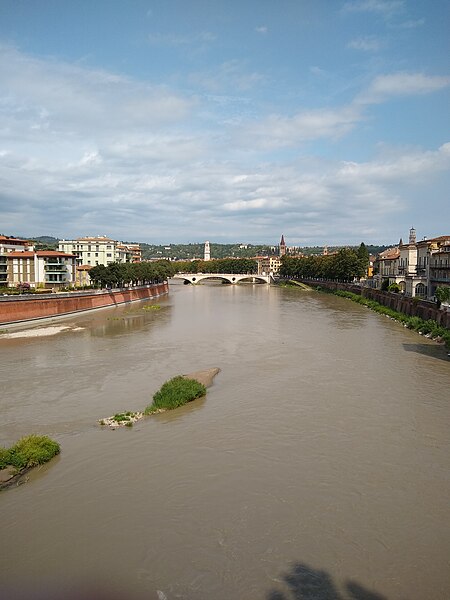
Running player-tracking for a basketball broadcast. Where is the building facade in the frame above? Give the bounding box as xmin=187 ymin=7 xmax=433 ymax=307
xmin=372 ymin=229 xmax=450 ymax=300
xmin=58 ymin=236 xmax=141 ymax=266
xmin=5 ymin=251 xmax=77 ymax=288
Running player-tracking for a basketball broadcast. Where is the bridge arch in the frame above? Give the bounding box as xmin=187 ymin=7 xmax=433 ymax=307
xmin=173 ymin=273 xmax=270 ymax=285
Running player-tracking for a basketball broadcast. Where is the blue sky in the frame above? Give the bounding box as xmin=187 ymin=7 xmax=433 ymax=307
xmin=0 ymin=0 xmax=449 ymax=245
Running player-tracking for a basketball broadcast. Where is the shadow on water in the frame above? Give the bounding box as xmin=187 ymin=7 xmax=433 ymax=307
xmin=267 ymin=562 xmax=387 ymax=600
xmin=403 ymin=342 xmax=450 ymax=362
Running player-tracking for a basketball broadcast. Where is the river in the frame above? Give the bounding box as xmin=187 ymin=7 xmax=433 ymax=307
xmin=0 ymin=281 xmax=449 ymax=600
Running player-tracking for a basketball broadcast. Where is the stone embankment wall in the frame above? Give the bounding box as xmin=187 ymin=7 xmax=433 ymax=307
xmin=0 ymin=283 xmax=168 ymax=325
xmin=299 ymin=280 xmax=450 ymax=330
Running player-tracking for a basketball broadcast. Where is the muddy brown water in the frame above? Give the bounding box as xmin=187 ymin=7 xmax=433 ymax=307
xmin=0 ymin=282 xmax=449 ymax=600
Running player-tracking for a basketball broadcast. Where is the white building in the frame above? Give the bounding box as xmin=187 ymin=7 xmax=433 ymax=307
xmin=58 ymin=236 xmax=141 ymax=267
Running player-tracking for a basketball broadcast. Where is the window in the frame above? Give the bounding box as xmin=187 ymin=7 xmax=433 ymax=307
xmin=107 ymin=253 xmax=112 ymax=257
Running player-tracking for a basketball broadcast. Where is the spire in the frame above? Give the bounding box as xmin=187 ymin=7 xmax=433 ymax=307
xmin=279 ymin=234 xmax=286 ymax=257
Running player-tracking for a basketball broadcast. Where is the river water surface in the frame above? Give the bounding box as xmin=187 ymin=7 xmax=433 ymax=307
xmin=1 ymin=282 xmax=449 ymax=600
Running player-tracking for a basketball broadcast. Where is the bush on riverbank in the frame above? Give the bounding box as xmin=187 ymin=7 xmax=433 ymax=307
xmin=144 ymin=376 xmax=207 ymax=414
xmin=0 ymin=435 xmax=60 ymax=471
xmin=333 ymin=290 xmax=450 ymax=348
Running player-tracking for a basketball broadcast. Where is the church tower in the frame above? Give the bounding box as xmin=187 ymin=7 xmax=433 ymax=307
xmin=204 ymin=240 xmax=211 ymax=261
xmin=409 ymin=227 xmax=416 ymax=245
xmin=279 ymin=235 xmax=286 ymax=257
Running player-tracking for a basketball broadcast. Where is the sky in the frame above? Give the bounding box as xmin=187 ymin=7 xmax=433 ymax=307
xmin=0 ymin=0 xmax=449 ymax=246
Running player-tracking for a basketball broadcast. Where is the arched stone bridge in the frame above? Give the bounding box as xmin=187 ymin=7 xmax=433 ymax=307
xmin=173 ymin=273 xmax=271 ymax=285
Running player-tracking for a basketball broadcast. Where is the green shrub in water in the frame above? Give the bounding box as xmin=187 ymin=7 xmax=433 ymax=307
xmin=0 ymin=435 xmax=60 ymax=471
xmin=145 ymin=376 xmax=207 ymax=414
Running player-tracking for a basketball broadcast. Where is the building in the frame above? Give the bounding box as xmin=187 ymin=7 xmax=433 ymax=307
xmin=371 ymin=229 xmax=450 ymax=299
xmin=58 ymin=236 xmax=141 ymax=267
xmin=279 ymin=235 xmax=286 ymax=257
xmin=0 ymin=235 xmax=34 ymax=287
xmin=0 ymin=235 xmax=34 ymax=254
xmin=204 ymin=241 xmax=211 ymax=261
xmin=256 ymin=255 xmax=282 ymax=276
xmin=426 ymin=236 xmax=450 ymax=297
xmin=255 ymin=235 xmax=287 ymax=276
xmin=5 ymin=250 xmax=77 ymax=289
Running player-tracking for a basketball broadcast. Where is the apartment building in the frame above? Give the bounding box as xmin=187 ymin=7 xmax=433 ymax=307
xmin=58 ymin=236 xmax=141 ymax=266
xmin=5 ymin=250 xmax=77 ymax=288
xmin=0 ymin=235 xmax=34 ymax=287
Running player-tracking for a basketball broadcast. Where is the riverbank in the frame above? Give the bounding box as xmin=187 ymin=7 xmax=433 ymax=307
xmin=0 ymin=282 xmax=169 ymax=326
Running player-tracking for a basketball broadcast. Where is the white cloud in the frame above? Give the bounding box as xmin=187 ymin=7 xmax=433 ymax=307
xmin=357 ymin=72 xmax=450 ymax=104
xmin=189 ymin=60 xmax=266 ymax=93
xmin=394 ymin=18 xmax=425 ymax=29
xmin=348 ymin=36 xmax=384 ymax=51
xmin=342 ymin=0 xmax=405 ymax=16
xmin=240 ymin=105 xmax=363 ymax=149
xmin=255 ymin=26 xmax=268 ymax=34
xmin=0 ymin=45 xmax=448 ymax=244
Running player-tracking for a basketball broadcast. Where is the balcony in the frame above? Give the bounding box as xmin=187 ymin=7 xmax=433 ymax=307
xmin=45 ymin=264 xmax=67 ymax=272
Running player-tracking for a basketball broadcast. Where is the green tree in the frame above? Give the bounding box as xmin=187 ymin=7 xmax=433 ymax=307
xmin=435 ymin=286 xmax=450 ymax=307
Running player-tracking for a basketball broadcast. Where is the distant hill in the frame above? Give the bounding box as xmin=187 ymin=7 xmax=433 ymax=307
xmin=29 ymin=236 xmax=59 ymax=250
xmin=19 ymin=238 xmax=392 ymax=258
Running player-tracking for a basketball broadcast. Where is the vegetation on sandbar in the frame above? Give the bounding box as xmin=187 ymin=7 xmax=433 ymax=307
xmin=144 ymin=376 xmax=207 ymax=414
xmin=0 ymin=435 xmax=60 ymax=472
xmin=99 ymin=411 xmax=143 ymax=427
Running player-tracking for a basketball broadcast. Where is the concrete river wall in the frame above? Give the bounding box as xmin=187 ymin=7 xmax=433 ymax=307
xmin=0 ymin=282 xmax=169 ymax=325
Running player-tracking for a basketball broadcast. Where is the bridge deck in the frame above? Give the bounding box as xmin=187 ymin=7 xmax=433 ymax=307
xmin=173 ymin=273 xmax=271 ymax=284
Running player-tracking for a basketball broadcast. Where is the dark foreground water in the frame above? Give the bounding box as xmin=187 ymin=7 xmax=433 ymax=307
xmin=0 ymin=282 xmax=449 ymax=600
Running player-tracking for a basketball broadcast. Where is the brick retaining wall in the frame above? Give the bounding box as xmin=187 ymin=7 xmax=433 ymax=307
xmin=0 ymin=283 xmax=169 ymax=325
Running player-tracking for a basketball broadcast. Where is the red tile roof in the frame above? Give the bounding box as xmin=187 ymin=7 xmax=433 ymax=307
xmin=7 ymin=251 xmax=76 ymax=258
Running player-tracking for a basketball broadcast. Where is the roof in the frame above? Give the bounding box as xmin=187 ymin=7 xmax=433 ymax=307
xmin=7 ymin=251 xmax=76 ymax=258
xmin=0 ymin=235 xmax=30 ymax=244
xmin=377 ymin=247 xmax=400 ymax=260
xmin=77 ymin=264 xmax=93 ymax=270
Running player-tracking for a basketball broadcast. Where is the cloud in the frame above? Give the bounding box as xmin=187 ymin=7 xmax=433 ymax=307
xmin=357 ymin=72 xmax=450 ymax=104
xmin=341 ymin=0 xmax=405 ymax=16
xmin=0 ymin=45 xmax=194 ymax=142
xmin=239 ymin=105 xmax=364 ymax=149
xmin=347 ymin=35 xmax=384 ymax=51
xmin=0 ymin=45 xmax=448 ymax=244
xmin=189 ymin=60 xmax=266 ymax=93
xmin=239 ymin=71 xmax=450 ymax=150
xmin=255 ymin=26 xmax=268 ymax=34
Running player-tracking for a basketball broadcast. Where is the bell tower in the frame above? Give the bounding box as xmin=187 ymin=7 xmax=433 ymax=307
xmin=204 ymin=241 xmax=211 ymax=261
xmin=409 ymin=227 xmax=416 ymax=245
xmin=279 ymin=235 xmax=286 ymax=257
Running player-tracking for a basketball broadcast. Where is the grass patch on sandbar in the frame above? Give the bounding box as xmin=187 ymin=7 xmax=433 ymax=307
xmin=0 ymin=435 xmax=60 ymax=472
xmin=144 ymin=376 xmax=207 ymax=414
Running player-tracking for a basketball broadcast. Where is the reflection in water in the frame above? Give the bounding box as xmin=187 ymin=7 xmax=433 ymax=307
xmin=268 ymin=562 xmax=386 ymax=600
xmin=403 ymin=342 xmax=450 ymax=362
